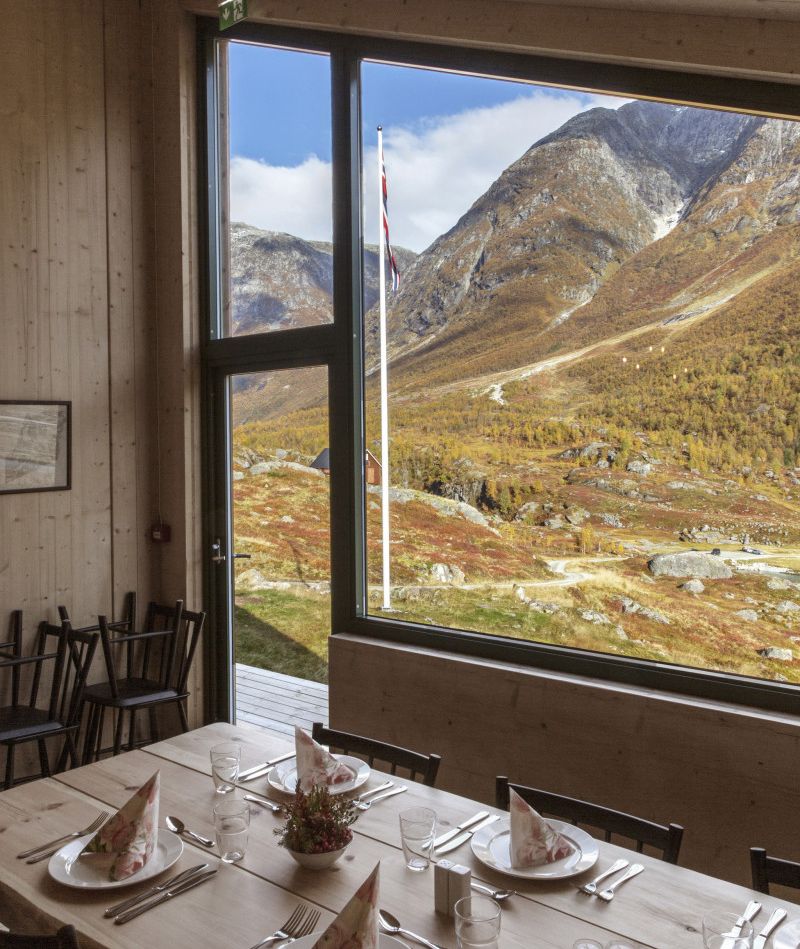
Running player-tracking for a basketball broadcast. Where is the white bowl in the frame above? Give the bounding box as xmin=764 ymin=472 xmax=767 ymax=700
xmin=286 ymin=846 xmax=348 ymax=869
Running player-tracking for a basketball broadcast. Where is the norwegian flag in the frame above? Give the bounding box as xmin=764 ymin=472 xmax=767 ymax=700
xmin=381 ymin=146 xmax=401 ymax=292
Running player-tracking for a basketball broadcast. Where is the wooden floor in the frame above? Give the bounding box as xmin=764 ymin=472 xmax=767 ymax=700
xmin=234 ymin=663 xmax=328 ymax=738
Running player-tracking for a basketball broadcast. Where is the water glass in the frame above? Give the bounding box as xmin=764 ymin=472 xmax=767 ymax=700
xmin=454 ymin=895 xmax=501 ymax=949
xmin=398 ymin=807 xmax=436 ymax=871
xmin=213 ymin=797 xmax=250 ymax=863
xmin=210 ymin=741 xmax=240 ymax=793
xmin=702 ymin=913 xmax=754 ymax=949
xmin=572 ymin=942 xmax=604 ymax=949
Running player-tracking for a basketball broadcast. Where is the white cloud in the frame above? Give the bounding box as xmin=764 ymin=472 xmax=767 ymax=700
xmin=230 ymin=91 xmax=628 ymax=253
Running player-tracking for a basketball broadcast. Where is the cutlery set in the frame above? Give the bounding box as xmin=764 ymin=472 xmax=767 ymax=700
xmin=577 ymin=860 xmax=644 ymax=902
xmin=107 ymin=864 xmax=218 ymax=924
xmin=237 ymin=751 xmax=296 ymax=783
xmin=433 ymin=812 xmax=500 ymax=856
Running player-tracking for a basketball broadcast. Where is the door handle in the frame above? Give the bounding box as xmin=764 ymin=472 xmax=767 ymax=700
xmin=211 ymin=539 xmax=226 ymax=565
xmin=231 ymin=553 xmax=251 ymax=560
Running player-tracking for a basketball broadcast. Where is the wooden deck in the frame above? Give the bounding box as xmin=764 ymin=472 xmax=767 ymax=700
xmin=234 ymin=663 xmax=328 ymax=737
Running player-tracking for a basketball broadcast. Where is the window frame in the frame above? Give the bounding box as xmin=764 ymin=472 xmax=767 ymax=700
xmin=198 ymin=16 xmax=800 ymax=716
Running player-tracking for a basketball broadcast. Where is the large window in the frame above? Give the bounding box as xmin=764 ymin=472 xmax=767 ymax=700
xmin=202 ymin=21 xmax=800 ymax=712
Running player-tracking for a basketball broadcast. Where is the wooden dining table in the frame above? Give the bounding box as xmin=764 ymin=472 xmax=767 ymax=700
xmin=0 ymin=720 xmax=796 ymax=948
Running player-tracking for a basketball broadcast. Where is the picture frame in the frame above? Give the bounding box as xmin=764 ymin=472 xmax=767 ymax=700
xmin=0 ymin=401 xmax=72 ymax=494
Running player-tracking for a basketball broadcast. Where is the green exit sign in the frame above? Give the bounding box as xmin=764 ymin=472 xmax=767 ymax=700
xmin=219 ymin=0 xmax=248 ymax=30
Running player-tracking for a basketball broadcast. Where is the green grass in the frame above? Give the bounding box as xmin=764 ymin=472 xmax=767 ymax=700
xmin=234 ymin=589 xmax=329 ymax=683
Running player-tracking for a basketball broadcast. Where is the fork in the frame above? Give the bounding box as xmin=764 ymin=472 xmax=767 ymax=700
xmin=248 ymin=905 xmax=321 ymax=948
xmin=354 ymin=786 xmax=407 ymax=811
xmin=596 ymin=863 xmax=644 ymax=901
xmin=18 ymin=811 xmax=110 ymax=861
xmin=577 ymin=858 xmax=629 ymax=895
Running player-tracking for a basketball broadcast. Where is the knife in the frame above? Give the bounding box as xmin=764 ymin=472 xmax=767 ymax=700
xmin=435 ymin=814 xmax=500 ymax=854
xmin=753 ymin=907 xmax=787 ymax=949
xmin=104 ymin=864 xmax=209 ymax=917
xmin=434 ymin=811 xmax=490 ymax=849
xmin=363 ymin=786 xmax=408 ymax=806
xmin=114 ymin=868 xmax=218 ymax=924
xmin=356 ymin=780 xmax=394 ymax=801
xmin=719 ymin=900 xmax=762 ymax=949
xmin=238 ymin=751 xmax=295 ymax=781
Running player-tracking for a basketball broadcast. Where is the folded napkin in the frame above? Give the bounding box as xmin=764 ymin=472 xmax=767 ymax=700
xmin=295 ymin=726 xmax=355 ymax=792
xmin=509 ymin=788 xmax=575 ymax=868
xmin=313 ymin=863 xmax=379 ymax=948
xmin=80 ymin=771 xmax=160 ymax=881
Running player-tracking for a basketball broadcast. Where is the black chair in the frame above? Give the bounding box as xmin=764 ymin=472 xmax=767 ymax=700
xmin=0 ymin=924 xmax=81 ymax=948
xmin=0 ymin=617 xmax=98 ymax=789
xmin=58 ymin=591 xmax=136 ymax=638
xmin=81 ymin=601 xmax=206 ymax=763
xmin=750 ymin=847 xmax=800 ymax=893
xmin=312 ymin=722 xmax=441 ymax=787
xmin=496 ymin=776 xmax=684 ymax=865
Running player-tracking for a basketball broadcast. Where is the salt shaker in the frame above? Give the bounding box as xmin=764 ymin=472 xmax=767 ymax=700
xmin=448 ymin=863 xmax=472 ymax=916
xmin=434 ymin=858 xmax=454 ymax=914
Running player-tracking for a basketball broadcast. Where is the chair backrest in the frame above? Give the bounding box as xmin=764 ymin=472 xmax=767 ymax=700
xmin=0 ymin=924 xmax=81 ymax=948
xmin=173 ymin=608 xmax=206 ymax=694
xmin=97 ymin=600 xmax=182 ymax=697
xmin=0 ymin=612 xmax=23 ymax=707
xmin=750 ymin=847 xmax=800 ymax=893
xmin=496 ymin=777 xmax=684 ymax=865
xmin=36 ymin=623 xmax=99 ymax=727
xmin=58 ymin=591 xmax=136 ymax=636
xmin=312 ymin=722 xmax=441 ymax=787
xmin=0 ymin=620 xmax=66 ymax=719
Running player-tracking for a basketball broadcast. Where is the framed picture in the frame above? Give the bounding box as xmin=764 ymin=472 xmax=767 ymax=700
xmin=0 ymin=401 xmax=71 ymax=494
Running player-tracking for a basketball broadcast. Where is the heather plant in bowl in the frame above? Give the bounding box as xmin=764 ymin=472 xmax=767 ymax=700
xmin=275 ymin=784 xmax=357 ymax=868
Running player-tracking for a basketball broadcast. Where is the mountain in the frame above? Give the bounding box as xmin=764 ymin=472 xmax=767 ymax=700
xmin=365 ymin=101 xmax=799 ymax=390
xmin=230 ymin=222 xmax=416 ymax=336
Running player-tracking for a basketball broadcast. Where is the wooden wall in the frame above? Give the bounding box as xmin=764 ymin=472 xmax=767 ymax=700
xmin=330 ymin=635 xmax=800 ymax=885
xmin=0 ymin=0 xmax=203 ymax=751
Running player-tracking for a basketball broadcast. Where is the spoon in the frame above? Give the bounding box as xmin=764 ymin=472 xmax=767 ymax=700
xmin=165 ymin=816 xmax=213 ymax=847
xmin=470 ymin=881 xmax=516 ymax=901
xmin=244 ymin=794 xmax=284 ymax=815
xmin=378 ymin=910 xmax=444 ymax=949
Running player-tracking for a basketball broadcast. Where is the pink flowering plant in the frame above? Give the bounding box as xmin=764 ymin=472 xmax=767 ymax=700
xmin=275 ymin=784 xmax=356 ymax=855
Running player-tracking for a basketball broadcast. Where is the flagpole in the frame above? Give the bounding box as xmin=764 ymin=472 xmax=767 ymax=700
xmin=378 ymin=126 xmax=392 ymax=611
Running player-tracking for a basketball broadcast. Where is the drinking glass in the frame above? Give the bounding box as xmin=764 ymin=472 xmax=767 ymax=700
xmin=702 ymin=913 xmax=754 ymax=949
xmin=398 ymin=807 xmax=436 ymax=871
xmin=213 ymin=797 xmax=250 ymax=863
xmin=454 ymin=895 xmax=501 ymax=949
xmin=210 ymin=741 xmax=240 ymax=793
xmin=572 ymin=942 xmax=603 ymax=949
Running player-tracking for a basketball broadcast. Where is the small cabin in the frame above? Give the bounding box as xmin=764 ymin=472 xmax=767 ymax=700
xmin=311 ymin=448 xmax=382 ymax=485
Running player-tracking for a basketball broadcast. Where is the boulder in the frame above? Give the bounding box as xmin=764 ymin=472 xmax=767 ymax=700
xmin=528 ymin=599 xmax=559 ymax=615
xmin=232 ymin=470 xmax=245 ymax=481
xmin=579 ymin=609 xmax=612 ymax=625
xmin=565 ymin=507 xmax=590 ymax=526
xmin=735 ymin=609 xmax=759 ymax=623
xmin=776 ymin=600 xmax=800 ymax=614
xmin=514 ymin=501 xmax=540 ymax=522
xmin=236 ymin=568 xmax=272 ymax=591
xmin=614 ymin=626 xmax=629 ymax=641
xmin=767 ymin=578 xmax=792 ymax=591
xmin=430 ymin=563 xmax=465 ymax=585
xmin=280 ymin=514 xmax=295 ymax=523
xmin=680 ymin=579 xmax=705 ymax=594
xmin=757 ymin=647 xmax=793 ymax=661
xmin=626 ymin=459 xmax=651 ymax=477
xmin=544 ymin=516 xmax=565 ymax=529
xmin=600 ymin=513 xmax=623 ymax=528
xmin=648 ymin=552 xmax=733 ymax=580
xmin=618 ymin=597 xmax=671 ymax=625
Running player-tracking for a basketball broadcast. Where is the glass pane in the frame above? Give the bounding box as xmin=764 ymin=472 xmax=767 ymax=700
xmin=231 ymin=367 xmax=330 ymax=728
xmin=361 ymin=58 xmax=800 ymax=685
xmin=217 ymin=42 xmax=333 ymax=337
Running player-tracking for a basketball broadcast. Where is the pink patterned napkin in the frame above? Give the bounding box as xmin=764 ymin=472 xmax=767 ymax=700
xmin=295 ymin=726 xmax=355 ymax=792
xmin=80 ymin=771 xmax=160 ymax=881
xmin=313 ymin=863 xmax=380 ymax=948
xmin=509 ymin=788 xmax=575 ymax=868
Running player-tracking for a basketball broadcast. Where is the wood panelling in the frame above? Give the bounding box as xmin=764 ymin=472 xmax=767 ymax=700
xmin=185 ymin=0 xmax=800 ymax=83
xmin=330 ymin=635 xmax=800 ymax=885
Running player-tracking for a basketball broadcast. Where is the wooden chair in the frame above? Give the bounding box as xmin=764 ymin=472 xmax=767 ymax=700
xmin=0 ymin=924 xmax=81 ymax=948
xmin=495 ymin=777 xmax=684 ymax=865
xmin=58 ymin=591 xmax=136 ymax=638
xmin=312 ymin=722 xmax=441 ymax=787
xmin=0 ymin=618 xmax=98 ymax=788
xmin=750 ymin=847 xmax=800 ymax=893
xmin=81 ymin=602 xmax=206 ymax=762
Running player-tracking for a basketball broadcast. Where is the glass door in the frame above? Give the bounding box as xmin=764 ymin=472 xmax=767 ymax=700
xmin=209 ymin=365 xmax=331 ymax=727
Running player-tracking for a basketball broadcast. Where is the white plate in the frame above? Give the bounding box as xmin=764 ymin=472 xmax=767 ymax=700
xmin=48 ymin=829 xmax=183 ymax=890
xmin=290 ymin=935 xmax=405 ymax=948
xmin=471 ymin=817 xmax=598 ymax=880
xmin=772 ymin=917 xmax=800 ymax=949
xmin=267 ymin=755 xmax=370 ymax=796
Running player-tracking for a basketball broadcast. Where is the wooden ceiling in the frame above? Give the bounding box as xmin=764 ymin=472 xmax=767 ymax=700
xmin=501 ymin=0 xmax=800 ymax=21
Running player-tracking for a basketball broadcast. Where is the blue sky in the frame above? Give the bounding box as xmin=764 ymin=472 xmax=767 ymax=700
xmin=228 ymin=43 xmax=628 ymax=251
